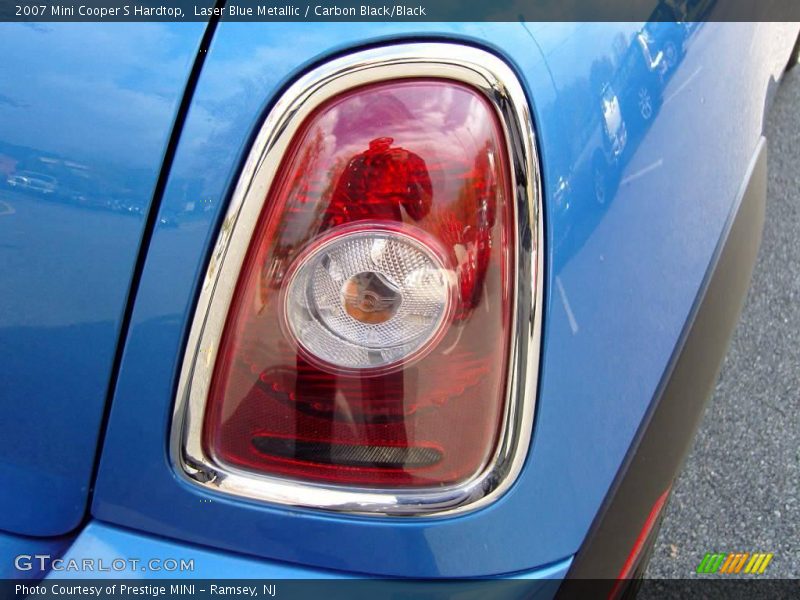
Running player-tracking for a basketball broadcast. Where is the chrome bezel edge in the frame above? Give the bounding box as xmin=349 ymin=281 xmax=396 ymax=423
xmin=170 ymin=42 xmax=544 ymax=518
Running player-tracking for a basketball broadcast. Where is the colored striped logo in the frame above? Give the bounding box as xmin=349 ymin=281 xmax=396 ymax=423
xmin=696 ymin=552 xmax=773 ymax=574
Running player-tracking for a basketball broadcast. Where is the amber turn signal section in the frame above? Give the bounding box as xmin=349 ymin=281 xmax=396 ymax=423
xmin=203 ymin=80 xmax=514 ymax=488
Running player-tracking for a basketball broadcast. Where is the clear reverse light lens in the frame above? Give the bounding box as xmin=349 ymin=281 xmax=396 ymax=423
xmin=284 ymin=224 xmax=453 ymax=373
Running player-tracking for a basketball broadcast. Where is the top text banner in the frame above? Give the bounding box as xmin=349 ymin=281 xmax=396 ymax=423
xmin=2 ymin=0 xmax=800 ymax=22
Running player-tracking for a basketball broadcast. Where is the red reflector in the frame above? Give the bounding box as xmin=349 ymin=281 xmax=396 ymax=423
xmin=612 ymin=488 xmax=671 ymax=595
xmin=203 ymin=80 xmax=514 ymax=488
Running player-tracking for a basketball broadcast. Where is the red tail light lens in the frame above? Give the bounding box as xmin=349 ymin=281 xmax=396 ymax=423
xmin=203 ymin=80 xmax=514 ymax=488
xmin=174 ymin=44 xmax=541 ymax=516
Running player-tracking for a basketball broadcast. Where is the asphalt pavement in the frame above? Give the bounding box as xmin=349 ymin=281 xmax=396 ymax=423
xmin=645 ymin=66 xmax=800 ymax=578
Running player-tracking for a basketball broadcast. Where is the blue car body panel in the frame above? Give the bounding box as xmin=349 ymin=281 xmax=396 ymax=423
xmin=0 ymin=529 xmax=73 ymax=580
xmin=41 ymin=522 xmax=571 ymax=582
xmin=87 ymin=18 xmax=792 ymax=577
xmin=0 ymin=22 xmax=209 ymax=536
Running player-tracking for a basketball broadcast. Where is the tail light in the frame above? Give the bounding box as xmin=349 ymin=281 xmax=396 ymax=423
xmin=174 ymin=44 xmax=542 ymax=515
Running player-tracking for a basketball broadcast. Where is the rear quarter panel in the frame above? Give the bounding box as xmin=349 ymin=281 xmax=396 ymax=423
xmin=90 ymin=20 xmax=792 ymax=576
xmin=0 ymin=22 xmax=208 ymax=536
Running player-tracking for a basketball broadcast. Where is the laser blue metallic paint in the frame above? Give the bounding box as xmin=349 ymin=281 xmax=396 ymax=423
xmin=88 ymin=19 xmax=794 ymax=575
xmin=48 ymin=521 xmax=570 ymax=585
xmin=0 ymin=21 xmax=210 ymax=536
xmin=52 ymin=522 xmax=357 ymax=579
xmin=0 ymin=529 xmax=73 ymax=580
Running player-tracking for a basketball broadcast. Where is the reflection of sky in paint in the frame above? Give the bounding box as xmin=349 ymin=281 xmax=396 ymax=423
xmin=527 ymin=22 xmax=643 ymax=80
xmin=0 ymin=22 xmax=206 ymax=326
xmin=0 ymin=23 xmax=202 ymax=168
xmin=0 ymin=21 xmax=210 ymax=536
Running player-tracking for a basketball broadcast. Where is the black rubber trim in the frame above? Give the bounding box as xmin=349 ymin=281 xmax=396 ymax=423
xmin=787 ymin=30 xmax=800 ymax=71
xmin=559 ymin=138 xmax=767 ymax=588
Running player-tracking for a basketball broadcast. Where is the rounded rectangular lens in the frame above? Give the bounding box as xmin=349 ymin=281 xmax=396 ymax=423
xmin=204 ymin=80 xmax=514 ymax=488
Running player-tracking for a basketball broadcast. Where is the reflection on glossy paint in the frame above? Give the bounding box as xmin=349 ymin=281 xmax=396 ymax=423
xmin=0 ymin=21 xmax=209 ymax=535
xmin=533 ymin=13 xmax=696 ymax=271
